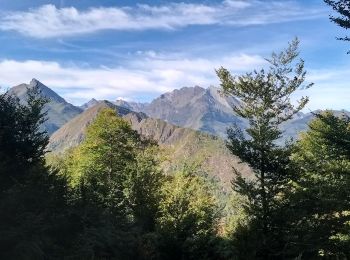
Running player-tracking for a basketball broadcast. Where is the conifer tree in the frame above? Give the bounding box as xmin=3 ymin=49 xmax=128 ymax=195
xmin=0 ymin=86 xmax=70 ymax=259
xmin=0 ymin=86 xmax=48 ymax=191
xmin=289 ymin=112 xmax=350 ymax=257
xmin=216 ymin=38 xmax=312 ymax=258
xmin=324 ymin=0 xmax=350 ymax=44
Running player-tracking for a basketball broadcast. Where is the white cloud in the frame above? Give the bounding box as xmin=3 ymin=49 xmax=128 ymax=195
xmin=0 ymin=53 xmax=348 ymax=111
xmin=0 ymin=1 xmax=325 ymax=38
xmin=0 ymin=53 xmax=266 ymax=103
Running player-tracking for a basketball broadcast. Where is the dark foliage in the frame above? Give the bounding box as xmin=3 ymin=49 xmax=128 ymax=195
xmin=324 ymin=0 xmax=350 ymax=52
xmin=0 ymin=86 xmax=72 ymax=258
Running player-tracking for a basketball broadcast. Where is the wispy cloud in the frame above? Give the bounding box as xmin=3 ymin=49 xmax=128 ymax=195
xmin=0 ymin=1 xmax=325 ymax=38
xmin=0 ymin=52 xmax=266 ymax=103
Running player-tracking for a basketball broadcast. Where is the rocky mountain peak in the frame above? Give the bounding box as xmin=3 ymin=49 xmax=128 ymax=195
xmin=81 ymin=98 xmax=99 ymax=110
xmin=26 ymin=78 xmax=66 ymax=104
xmin=9 ymin=79 xmax=82 ymax=135
xmin=115 ymin=99 xmax=149 ymax=113
xmin=115 ymin=99 xmax=132 ymax=109
xmin=29 ymin=78 xmax=42 ymax=87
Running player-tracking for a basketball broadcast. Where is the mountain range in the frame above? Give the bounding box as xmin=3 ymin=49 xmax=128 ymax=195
xmin=8 ymin=80 xmax=251 ymax=187
xmin=7 ymin=79 xmax=349 ymax=188
xmin=115 ymin=86 xmax=246 ymax=139
xmin=114 ymin=86 xmax=350 ymax=141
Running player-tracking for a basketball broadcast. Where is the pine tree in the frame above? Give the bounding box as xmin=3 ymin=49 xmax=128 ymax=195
xmin=216 ymin=38 xmax=312 ymax=259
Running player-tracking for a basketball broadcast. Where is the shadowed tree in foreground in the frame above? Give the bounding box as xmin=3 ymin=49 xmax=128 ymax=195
xmin=0 ymin=87 xmax=71 ymax=259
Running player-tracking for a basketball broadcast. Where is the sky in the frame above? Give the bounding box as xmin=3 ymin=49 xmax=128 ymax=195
xmin=0 ymin=0 xmax=349 ymax=111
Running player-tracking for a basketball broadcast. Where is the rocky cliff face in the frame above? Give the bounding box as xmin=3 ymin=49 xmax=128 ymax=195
xmin=115 ymin=99 xmax=149 ymax=112
xmin=117 ymin=86 xmax=246 ymax=138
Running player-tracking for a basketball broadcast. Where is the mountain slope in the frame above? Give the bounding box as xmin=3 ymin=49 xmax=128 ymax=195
xmin=117 ymin=86 xmax=246 ymax=138
xmin=8 ymin=79 xmax=82 ymax=135
xmin=48 ymin=101 xmax=250 ymax=188
xmin=48 ymin=100 xmax=145 ymax=152
xmin=116 ymin=86 xmax=350 ymax=142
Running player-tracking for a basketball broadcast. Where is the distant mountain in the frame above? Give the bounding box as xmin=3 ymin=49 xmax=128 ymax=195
xmin=280 ymin=112 xmax=314 ymax=141
xmin=48 ymin=100 xmax=250 ymax=188
xmin=115 ymin=99 xmax=149 ymax=113
xmin=280 ymin=110 xmax=350 ymax=141
xmin=9 ymin=81 xmax=348 ymax=143
xmin=116 ymin=86 xmax=349 ymax=142
xmin=80 ymin=98 xmax=99 ymax=110
xmin=48 ymin=100 xmax=144 ymax=152
xmin=117 ymin=86 xmax=246 ymax=138
xmin=8 ymin=80 xmax=348 ymax=188
xmin=8 ymin=79 xmax=82 ymax=135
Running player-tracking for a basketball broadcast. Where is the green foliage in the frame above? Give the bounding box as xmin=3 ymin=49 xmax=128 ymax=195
xmin=73 ymin=108 xmax=141 ymax=222
xmin=156 ymin=168 xmax=220 ymax=259
xmin=0 ymin=87 xmax=48 ymax=190
xmin=55 ymin=108 xmax=164 ymax=258
xmin=217 ymin=38 xmax=312 ymax=258
xmin=324 ymin=0 xmax=350 ymax=46
xmin=53 ymin=109 xmax=232 ymax=259
xmin=7 ymin=68 xmax=350 ymax=259
xmin=221 ymin=192 xmax=249 ymax=237
xmin=287 ymin=111 xmax=350 ymax=257
xmin=126 ymin=145 xmax=164 ymax=232
xmin=0 ymin=87 xmax=71 ymax=259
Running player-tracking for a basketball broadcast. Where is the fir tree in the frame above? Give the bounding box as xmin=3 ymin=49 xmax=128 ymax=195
xmin=216 ymin=38 xmax=312 ymax=259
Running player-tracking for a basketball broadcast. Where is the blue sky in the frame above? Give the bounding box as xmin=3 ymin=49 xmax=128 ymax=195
xmin=0 ymin=0 xmax=349 ymax=110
